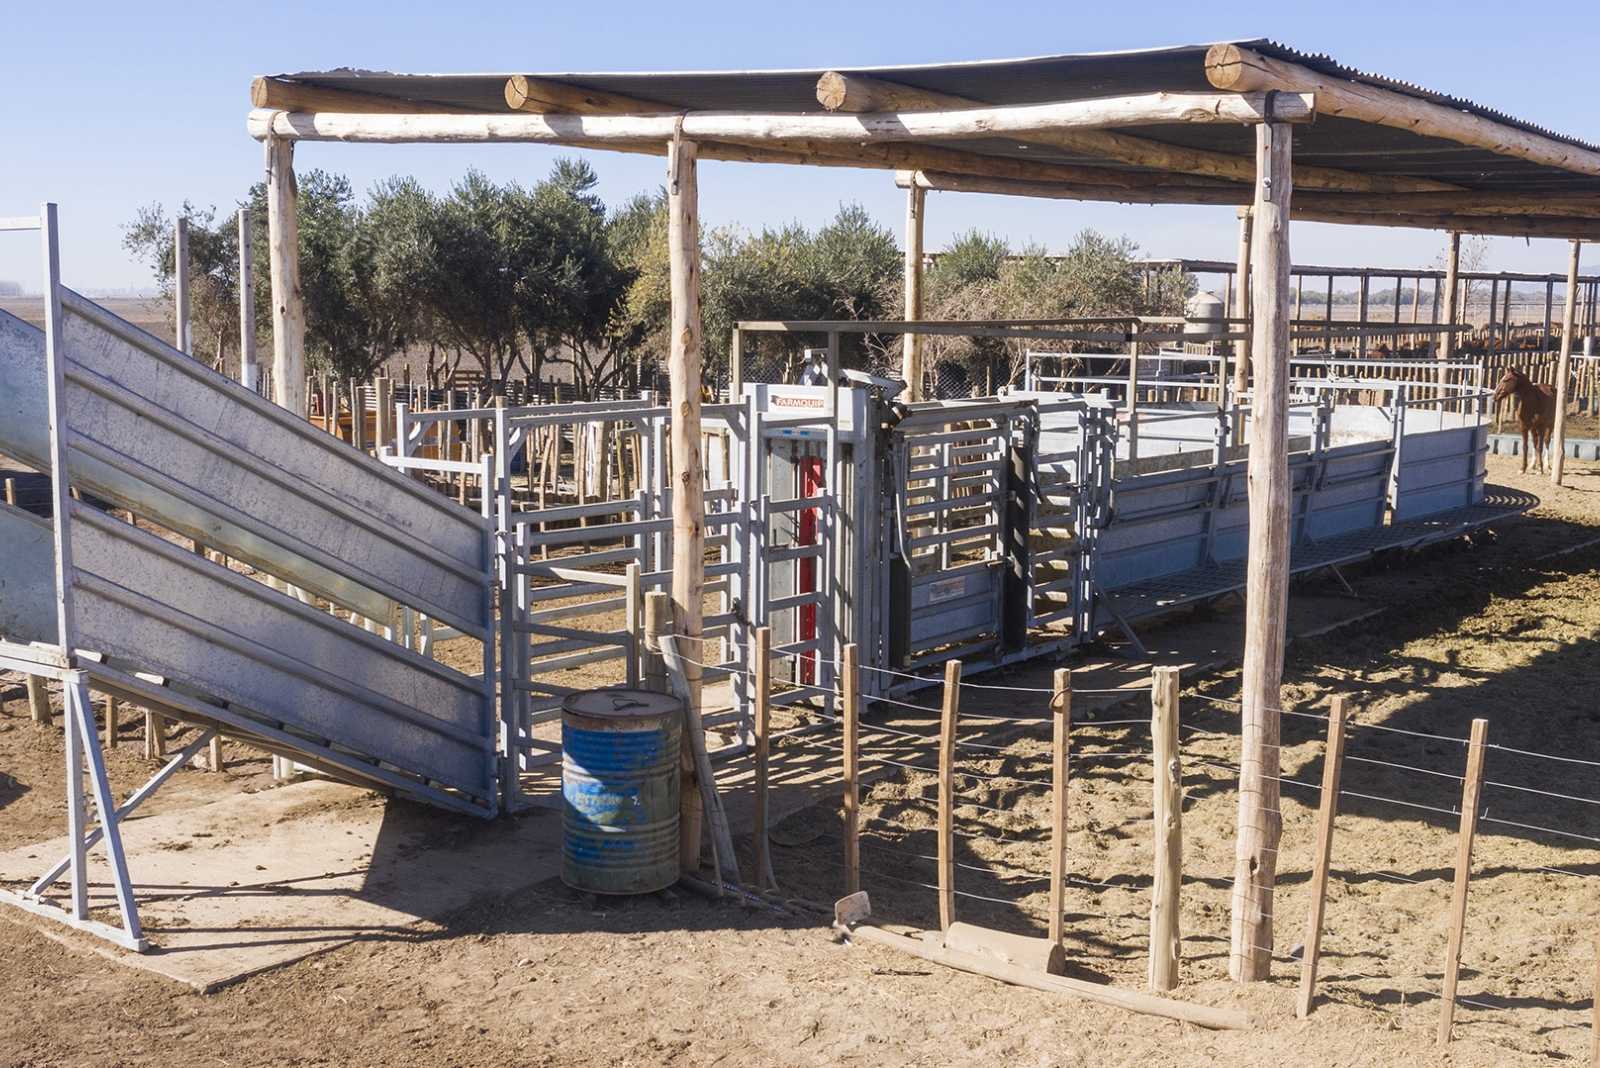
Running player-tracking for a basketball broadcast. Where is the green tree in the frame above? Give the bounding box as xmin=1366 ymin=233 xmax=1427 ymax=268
xmin=122 ymin=202 xmax=239 ymax=368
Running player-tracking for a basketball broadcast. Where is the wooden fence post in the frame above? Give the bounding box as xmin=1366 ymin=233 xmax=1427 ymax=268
xmin=1438 ymin=717 xmax=1489 ymax=1046
xmin=842 ymin=642 xmax=860 ymax=896
xmin=938 ymin=659 xmax=962 ymax=933
xmin=1049 ymin=668 xmax=1072 ymax=950
xmin=642 ymin=589 xmax=669 ymax=695
xmin=753 ymin=626 xmax=774 ymax=890
xmin=1296 ymin=694 xmax=1351 ymax=1017
xmin=1149 ymin=665 xmax=1183 ymax=992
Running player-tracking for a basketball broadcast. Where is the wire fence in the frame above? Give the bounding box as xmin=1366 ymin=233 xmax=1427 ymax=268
xmin=708 ymin=638 xmax=1600 ymax=1058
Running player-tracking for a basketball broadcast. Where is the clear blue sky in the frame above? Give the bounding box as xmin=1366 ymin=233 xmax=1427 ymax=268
xmin=3 ymin=0 xmax=1597 ymax=293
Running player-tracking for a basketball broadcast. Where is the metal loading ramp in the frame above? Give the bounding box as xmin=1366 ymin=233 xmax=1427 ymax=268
xmin=0 ymin=213 xmax=496 ymax=950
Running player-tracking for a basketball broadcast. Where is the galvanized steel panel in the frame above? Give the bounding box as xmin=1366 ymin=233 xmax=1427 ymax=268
xmin=0 ymin=299 xmax=488 ymax=635
xmin=6 ymin=503 xmax=495 ymax=800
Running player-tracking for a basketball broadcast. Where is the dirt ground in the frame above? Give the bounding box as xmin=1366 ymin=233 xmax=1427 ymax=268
xmin=2 ymin=453 xmax=1599 ymax=1067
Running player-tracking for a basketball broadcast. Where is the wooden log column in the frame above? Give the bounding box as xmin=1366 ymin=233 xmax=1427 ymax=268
xmin=1442 ymin=235 xmax=1461 ymax=366
xmin=1230 ymin=119 xmax=1293 ymax=982
xmin=1551 ymin=240 xmax=1583 ymax=486
xmin=1232 ymin=208 xmax=1254 ymax=397
xmin=264 ymin=133 xmax=306 ymax=415
xmin=666 ymin=135 xmax=708 ymax=868
xmin=903 ymin=182 xmax=927 ymax=400
xmin=238 ymin=209 xmax=258 ymax=392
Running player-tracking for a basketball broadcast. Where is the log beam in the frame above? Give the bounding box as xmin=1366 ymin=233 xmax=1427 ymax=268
xmin=247 ymin=91 xmax=1313 ymax=147
xmin=1230 ymin=119 xmax=1293 ymax=983
xmin=1206 ymin=44 xmax=1600 ymax=178
xmin=896 ymin=171 xmax=1600 ymax=240
xmin=818 ymin=70 xmax=1454 ymax=195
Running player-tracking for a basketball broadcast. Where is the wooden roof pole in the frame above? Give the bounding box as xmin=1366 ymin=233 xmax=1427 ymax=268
xmin=1206 ymin=44 xmax=1600 ymax=178
xmin=818 ymin=71 xmax=1457 ymax=195
xmin=252 ymin=76 xmax=473 ymax=115
xmin=1231 ymin=116 xmax=1293 ymax=984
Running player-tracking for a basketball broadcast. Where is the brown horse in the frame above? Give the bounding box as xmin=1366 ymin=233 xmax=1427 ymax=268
xmin=1493 ymin=368 xmax=1556 ymax=474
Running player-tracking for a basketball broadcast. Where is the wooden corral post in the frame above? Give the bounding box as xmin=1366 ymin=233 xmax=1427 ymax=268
xmin=238 ymin=208 xmax=257 ymax=392
xmin=174 ymin=216 xmax=192 ymax=355
xmin=1551 ymin=241 xmax=1583 ymax=486
xmin=937 ymin=659 xmax=962 ymax=932
xmin=1452 ymin=235 xmax=1465 ymax=361
xmin=842 ymin=642 xmax=860 ymax=895
xmin=1149 ymin=666 xmax=1182 ymax=992
xmin=1125 ymin=323 xmax=1141 ymax=456
xmin=1231 ymin=117 xmax=1293 ymax=983
xmin=666 ymin=134 xmax=708 ymax=873
xmin=1048 ymin=668 xmax=1072 ymax=950
xmin=143 ymin=710 xmax=165 ymax=759
xmin=1438 ymin=717 xmax=1489 ymax=1046
xmin=642 ymin=589 xmax=669 ymax=695
xmin=264 ymin=134 xmax=306 ymax=416
xmin=1296 ymin=694 xmax=1351 ymax=1018
xmin=1232 ymin=207 xmax=1254 ymax=396
xmin=753 ymin=626 xmax=774 ymax=890
xmin=375 ymin=377 xmax=394 ymax=452
xmin=903 ymin=182 xmax=927 ymax=402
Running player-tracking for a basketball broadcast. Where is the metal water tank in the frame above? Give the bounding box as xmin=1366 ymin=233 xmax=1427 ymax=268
xmin=1184 ymin=291 xmax=1227 ymax=343
xmin=561 ymin=688 xmax=682 ymax=894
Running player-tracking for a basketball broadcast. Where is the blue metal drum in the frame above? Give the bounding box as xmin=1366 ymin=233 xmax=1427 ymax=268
xmin=561 ymin=688 xmax=682 ymax=894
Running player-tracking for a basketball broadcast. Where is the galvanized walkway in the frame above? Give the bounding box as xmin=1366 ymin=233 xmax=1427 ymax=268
xmin=1106 ymin=485 xmax=1539 ymax=623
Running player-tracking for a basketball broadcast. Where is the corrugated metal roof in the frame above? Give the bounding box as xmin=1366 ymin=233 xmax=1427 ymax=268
xmin=268 ymin=40 xmax=1600 ymax=196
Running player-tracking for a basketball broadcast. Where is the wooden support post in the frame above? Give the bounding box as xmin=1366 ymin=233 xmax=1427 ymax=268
xmin=665 ymin=134 xmax=709 ymax=876
xmin=174 ymin=216 xmax=192 ymax=355
xmin=1125 ymin=324 xmax=1141 ymax=457
xmin=1295 ymin=694 xmax=1351 ymax=1018
xmin=753 ymin=626 xmax=774 ymax=890
xmin=102 ymin=693 xmax=119 ymax=748
xmin=1439 ymin=718 xmax=1489 ymax=1046
xmin=903 ymin=182 xmax=927 ymax=401
xmin=209 ymin=734 xmax=223 ymax=773
xmin=1048 ymin=668 xmax=1071 ymax=950
xmin=1357 ymin=275 xmax=1369 ymax=358
xmin=143 ymin=710 xmax=165 ymax=759
xmin=1149 ymin=666 xmax=1182 ymax=992
xmin=264 ymin=135 xmax=306 ymax=415
xmin=1231 ymin=119 xmax=1293 ymax=983
xmin=1233 ymin=208 xmax=1253 ymax=396
xmin=1552 ymin=241 xmax=1583 ymax=486
xmin=26 ymin=675 xmax=50 ymax=727
xmin=238 ymin=208 xmax=257 ymax=391
xmin=937 ymin=659 xmax=962 ymax=933
xmin=842 ymin=642 xmax=860 ymax=895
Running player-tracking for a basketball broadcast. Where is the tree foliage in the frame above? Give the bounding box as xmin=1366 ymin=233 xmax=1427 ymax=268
xmin=128 ymin=171 xmax=1184 ymax=399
